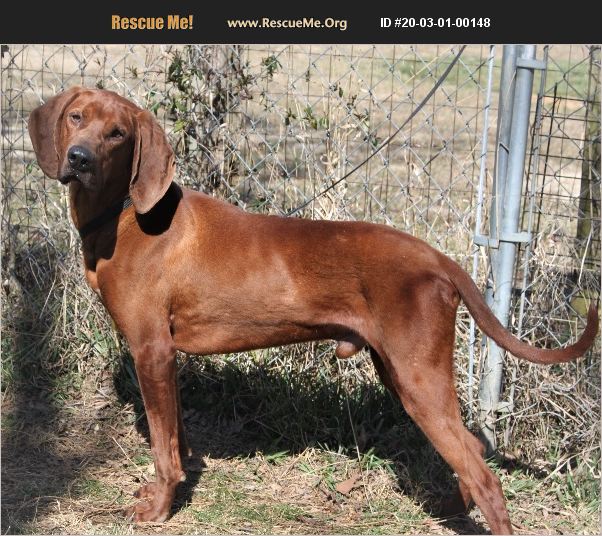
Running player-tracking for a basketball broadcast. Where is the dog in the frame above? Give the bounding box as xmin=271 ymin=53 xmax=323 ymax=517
xmin=28 ymin=86 xmax=598 ymax=533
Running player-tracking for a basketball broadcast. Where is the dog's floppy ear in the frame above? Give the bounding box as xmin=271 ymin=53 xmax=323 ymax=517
xmin=28 ymin=86 xmax=83 ymax=179
xmin=130 ymin=110 xmax=175 ymax=214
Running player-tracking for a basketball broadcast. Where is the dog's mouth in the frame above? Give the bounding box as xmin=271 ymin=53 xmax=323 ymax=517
xmin=59 ymin=171 xmax=80 ymax=185
xmin=59 ymin=166 xmax=94 ymax=185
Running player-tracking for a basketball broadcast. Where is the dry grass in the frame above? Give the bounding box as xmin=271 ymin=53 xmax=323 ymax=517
xmin=2 ymin=352 xmax=600 ymax=534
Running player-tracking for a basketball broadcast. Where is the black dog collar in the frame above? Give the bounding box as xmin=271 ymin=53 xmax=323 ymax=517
xmin=78 ymin=196 xmax=133 ymax=239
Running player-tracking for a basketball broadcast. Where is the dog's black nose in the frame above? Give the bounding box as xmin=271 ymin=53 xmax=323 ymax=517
xmin=67 ymin=145 xmax=94 ymax=171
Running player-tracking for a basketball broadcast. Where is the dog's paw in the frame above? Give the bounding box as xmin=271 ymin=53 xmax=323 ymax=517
xmin=133 ymin=482 xmax=157 ymax=500
xmin=124 ymin=499 xmax=169 ymax=523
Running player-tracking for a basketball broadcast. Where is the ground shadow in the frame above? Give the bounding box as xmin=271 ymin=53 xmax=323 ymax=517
xmin=1 ymin=237 xmax=126 ymax=534
xmin=114 ymin=352 xmax=489 ymax=534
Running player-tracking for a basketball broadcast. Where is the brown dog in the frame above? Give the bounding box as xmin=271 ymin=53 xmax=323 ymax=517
xmin=28 ymin=87 xmax=598 ymax=534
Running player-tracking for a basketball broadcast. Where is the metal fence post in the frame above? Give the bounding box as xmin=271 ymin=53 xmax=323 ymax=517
xmin=478 ymin=45 xmax=540 ymax=455
xmin=484 ymin=45 xmax=519 ymax=312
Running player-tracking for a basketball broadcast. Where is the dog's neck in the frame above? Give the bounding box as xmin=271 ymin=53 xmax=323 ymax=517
xmin=69 ymin=181 xmax=182 ymax=274
xmin=68 ymin=181 xmax=130 ymax=232
xmin=68 ymin=181 xmax=132 ymax=276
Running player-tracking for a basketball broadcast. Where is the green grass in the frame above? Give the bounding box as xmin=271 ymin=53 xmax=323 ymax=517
xmin=72 ymin=478 xmax=119 ymax=500
xmin=189 ymin=468 xmax=308 ymax=530
xmin=1 ymin=412 xmax=17 ymax=434
xmin=132 ymin=452 xmax=153 ymax=466
xmin=192 ymin=500 xmax=306 ymax=526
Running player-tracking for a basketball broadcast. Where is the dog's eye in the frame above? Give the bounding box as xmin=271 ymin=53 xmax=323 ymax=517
xmin=69 ymin=112 xmax=81 ymax=123
xmin=110 ymin=128 xmax=124 ymax=139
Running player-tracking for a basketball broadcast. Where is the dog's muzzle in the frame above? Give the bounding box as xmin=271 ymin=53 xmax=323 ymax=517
xmin=60 ymin=145 xmax=96 ymax=184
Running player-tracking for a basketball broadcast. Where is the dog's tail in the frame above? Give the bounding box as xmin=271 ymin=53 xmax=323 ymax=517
xmin=445 ymin=257 xmax=599 ymax=364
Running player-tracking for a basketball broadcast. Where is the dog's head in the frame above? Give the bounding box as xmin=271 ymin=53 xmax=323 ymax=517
xmin=28 ymin=86 xmax=175 ymax=214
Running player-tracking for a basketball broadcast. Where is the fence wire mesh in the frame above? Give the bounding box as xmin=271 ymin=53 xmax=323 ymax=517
xmin=502 ymin=45 xmax=601 ymax=453
xmin=1 ymin=44 xmax=599 ymax=460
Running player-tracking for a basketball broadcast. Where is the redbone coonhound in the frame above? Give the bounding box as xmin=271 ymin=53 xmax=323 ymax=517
xmin=28 ymin=87 xmax=598 ymax=534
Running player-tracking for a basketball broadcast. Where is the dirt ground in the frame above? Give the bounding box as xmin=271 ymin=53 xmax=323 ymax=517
xmin=2 ymin=354 xmax=599 ymax=535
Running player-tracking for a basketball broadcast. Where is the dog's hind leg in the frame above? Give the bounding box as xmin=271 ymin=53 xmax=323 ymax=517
xmin=376 ymin=279 xmax=512 ymax=534
xmin=371 ymin=343 xmax=479 ymax=517
xmin=369 ymin=346 xmax=396 ymax=395
xmin=391 ymin=359 xmax=511 ymax=533
xmin=438 ymin=433 xmax=486 ymax=516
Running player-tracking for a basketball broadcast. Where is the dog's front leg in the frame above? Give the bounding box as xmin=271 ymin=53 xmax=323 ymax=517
xmin=125 ymin=336 xmax=185 ymax=523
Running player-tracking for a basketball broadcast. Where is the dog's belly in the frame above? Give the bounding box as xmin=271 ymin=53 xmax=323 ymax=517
xmin=170 ymin=280 xmax=370 ymax=356
xmin=172 ymin=318 xmax=357 ymax=355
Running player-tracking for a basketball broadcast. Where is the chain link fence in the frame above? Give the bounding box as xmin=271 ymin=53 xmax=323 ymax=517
xmin=501 ymin=45 xmax=601 ymax=455
xmin=2 ymin=44 xmax=599 ymax=461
